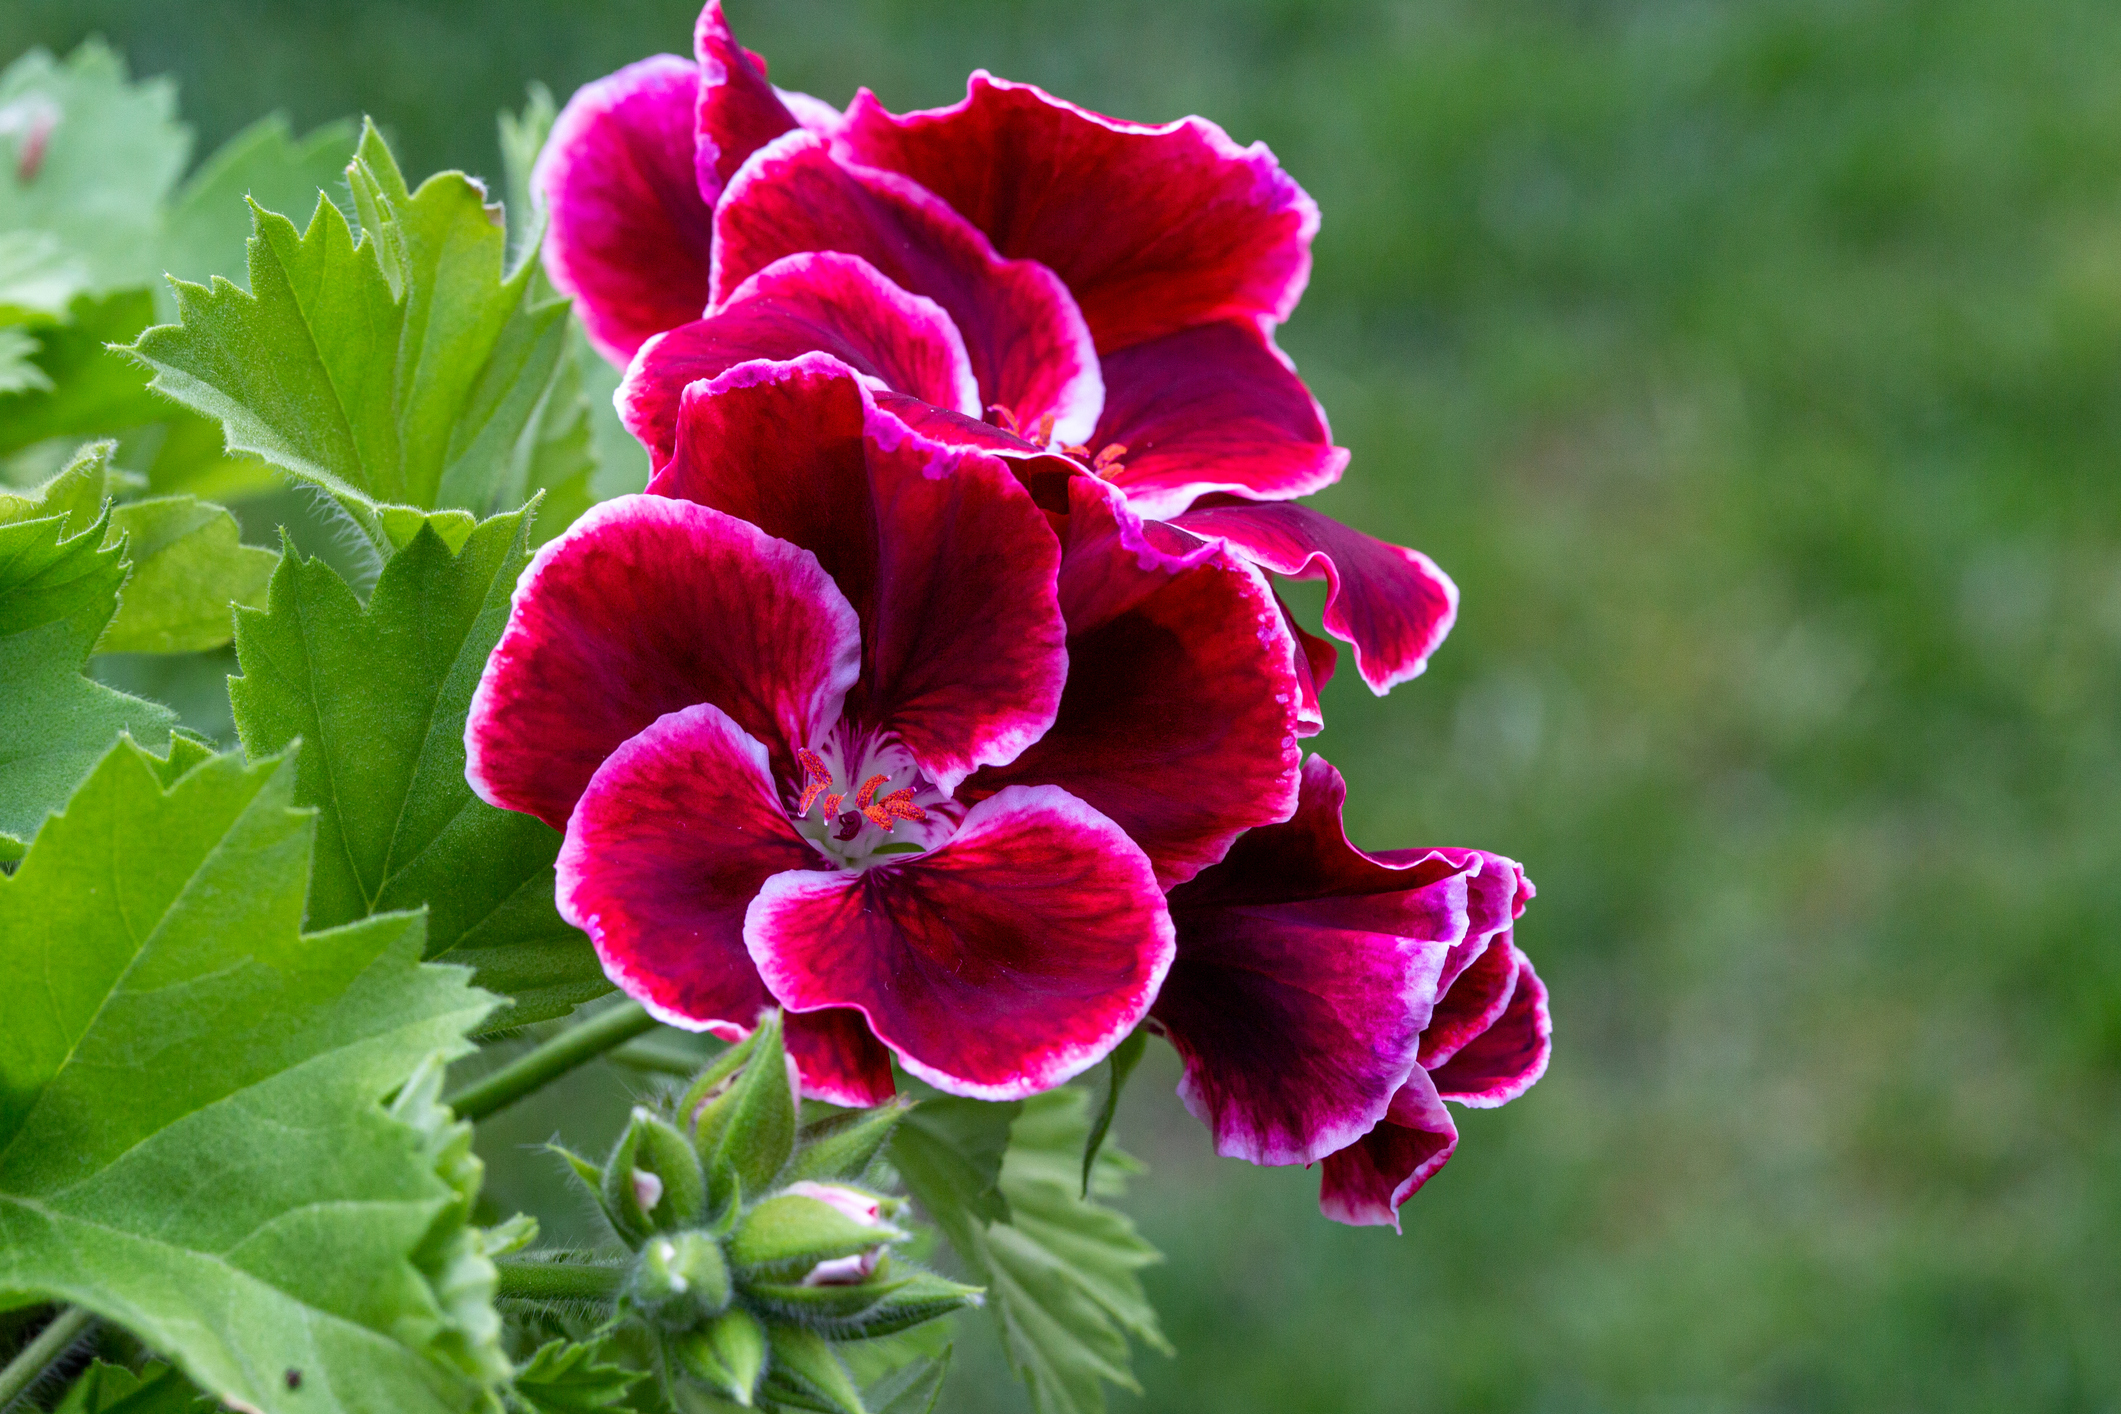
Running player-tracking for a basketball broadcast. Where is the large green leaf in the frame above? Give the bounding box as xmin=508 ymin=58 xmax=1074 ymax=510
xmin=0 ymin=738 xmax=507 ymax=1414
xmin=939 ymin=1091 xmax=1168 ymax=1414
xmin=0 ymin=42 xmax=190 ymax=296
xmin=0 ymin=290 xmax=167 ymax=457
xmin=890 ymin=1095 xmax=1021 ymax=1257
xmin=0 ymin=450 xmax=174 ymax=853
xmin=228 ymin=504 xmax=608 ymax=1025
xmin=125 ymin=124 xmax=576 ymax=542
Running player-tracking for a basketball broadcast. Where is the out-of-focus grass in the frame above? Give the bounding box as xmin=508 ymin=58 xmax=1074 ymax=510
xmin=9 ymin=0 xmax=2120 ymax=1407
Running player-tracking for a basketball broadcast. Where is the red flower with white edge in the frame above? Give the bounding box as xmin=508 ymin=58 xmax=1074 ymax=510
xmin=465 ymin=358 xmax=1317 ymax=1106
xmin=1151 ymin=755 xmax=1550 ymax=1229
xmin=538 ymin=0 xmax=1458 ymax=713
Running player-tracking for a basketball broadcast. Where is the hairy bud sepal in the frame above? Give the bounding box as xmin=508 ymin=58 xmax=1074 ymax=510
xmin=628 ymin=1230 xmax=731 ymax=1323
xmin=691 ymin=1012 xmax=799 ymax=1206
xmin=762 ymin=1326 xmax=865 ymax=1414
xmin=785 ymin=1098 xmax=910 ymax=1184
xmin=671 ymin=1306 xmax=767 ymax=1407
xmin=729 ymin=1186 xmax=904 ymax=1282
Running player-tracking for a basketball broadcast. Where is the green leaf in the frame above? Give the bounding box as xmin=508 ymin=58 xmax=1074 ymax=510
xmin=0 ymin=324 xmax=49 ymax=394
xmin=888 ymin=1095 xmax=1021 ymax=1254
xmin=125 ymin=123 xmax=577 ymax=541
xmin=228 ymin=504 xmax=608 ymax=1024
xmin=1079 ymin=1029 xmax=1147 ymax=1197
xmin=0 ymin=439 xmax=278 ymax=653
xmin=162 ymin=113 xmax=357 ymax=296
xmin=511 ymin=1339 xmax=643 ymax=1413
xmin=0 ymin=290 xmax=167 ymax=457
xmin=0 ymin=229 xmax=90 ymax=321
xmin=948 ymin=1091 xmax=1168 ymax=1414
xmin=499 ymin=84 xmax=557 ymax=270
xmin=0 ymin=448 xmax=175 ymax=849
xmin=0 ymin=738 xmax=506 ymax=1413
xmin=98 ymin=494 xmax=278 ymax=651
xmin=865 ymin=1350 xmax=950 ymax=1414
xmin=0 ymin=42 xmax=191 ymax=296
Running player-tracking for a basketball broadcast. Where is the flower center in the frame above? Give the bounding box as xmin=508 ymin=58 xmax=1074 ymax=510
xmin=787 ymin=723 xmax=959 ymax=870
xmin=985 ymin=403 xmax=1127 ymax=480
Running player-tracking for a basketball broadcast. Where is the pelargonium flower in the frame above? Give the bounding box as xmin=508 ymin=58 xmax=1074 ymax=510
xmin=1150 ymin=755 xmax=1550 ymax=1229
xmin=537 ymin=0 xmax=1459 ymax=713
xmin=467 ymin=354 xmax=1308 ymax=1105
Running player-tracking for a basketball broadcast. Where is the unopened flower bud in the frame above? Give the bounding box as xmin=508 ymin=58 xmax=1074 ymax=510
xmin=630 ymin=1229 xmax=731 ymax=1319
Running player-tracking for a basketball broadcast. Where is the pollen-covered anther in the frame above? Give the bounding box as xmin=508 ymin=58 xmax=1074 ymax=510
xmin=795 ymin=748 xmax=835 ymax=815
xmin=985 ymin=403 xmax=1023 ymax=437
xmin=1060 ymin=442 xmax=1128 ymax=478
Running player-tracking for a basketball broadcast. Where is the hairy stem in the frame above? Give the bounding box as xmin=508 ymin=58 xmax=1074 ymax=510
xmin=448 ymin=1000 xmax=658 ymax=1121
xmin=0 ymin=1306 xmax=96 ymax=1410
xmin=493 ymin=1259 xmax=629 ymax=1303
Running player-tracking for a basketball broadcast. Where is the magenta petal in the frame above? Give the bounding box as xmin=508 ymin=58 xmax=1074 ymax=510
xmin=465 ymin=495 xmax=861 ymax=829
xmin=620 ymin=252 xmax=981 ymax=467
xmin=1170 ymin=498 xmax=1460 ymax=694
xmin=746 ymin=786 xmax=1174 ymax=1099
xmin=1089 ymin=320 xmax=1347 ymax=522
xmin=649 ymin=355 xmax=1067 ymax=793
xmin=786 ymin=1008 xmax=897 ymax=1108
xmin=961 ymin=477 xmax=1302 ymax=887
xmin=1153 ymin=756 xmax=1475 ymax=1162
xmin=1275 ymin=591 xmax=1337 ymax=739
xmin=1317 ymin=1066 xmax=1459 ymax=1231
xmin=539 ymin=55 xmax=716 ymax=365
xmin=1430 ymin=947 xmax=1552 ymax=1108
xmin=713 ymin=131 xmax=1102 ymax=445
xmin=556 ymin=702 xmax=820 ymax=1034
xmin=836 ymin=74 xmax=1319 ymax=353
xmin=1417 ymin=933 xmax=1517 ymax=1070
xmin=692 ymin=0 xmax=798 ymax=201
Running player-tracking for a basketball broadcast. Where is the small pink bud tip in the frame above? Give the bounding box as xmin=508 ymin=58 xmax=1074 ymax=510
xmin=785 ymin=1181 xmax=885 ymax=1226
xmin=631 ymin=1166 xmax=664 ymax=1213
xmin=801 ymin=1250 xmax=883 ymax=1286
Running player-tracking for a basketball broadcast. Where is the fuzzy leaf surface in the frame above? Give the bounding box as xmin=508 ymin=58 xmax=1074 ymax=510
xmin=510 ymin=1338 xmax=643 ymax=1413
xmin=162 ymin=113 xmax=356 ymax=297
xmin=229 ymin=505 xmax=607 ymax=1024
xmin=125 ymin=124 xmax=574 ymax=537
xmin=0 ymin=739 xmax=505 ymax=1414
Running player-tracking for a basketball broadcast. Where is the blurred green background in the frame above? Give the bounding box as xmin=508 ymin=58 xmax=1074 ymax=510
xmin=7 ymin=0 xmax=2118 ymax=1408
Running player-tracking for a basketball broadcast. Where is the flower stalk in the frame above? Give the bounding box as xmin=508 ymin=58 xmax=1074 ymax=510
xmin=447 ymin=999 xmax=659 ymax=1121
xmin=0 ymin=1305 xmax=97 ymax=1409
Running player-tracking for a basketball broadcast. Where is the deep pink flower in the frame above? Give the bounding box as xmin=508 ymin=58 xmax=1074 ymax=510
xmin=537 ymin=0 xmax=1459 ymax=700
xmin=1152 ymin=755 xmax=1550 ymax=1229
xmin=464 ymin=362 xmax=1199 ymax=1105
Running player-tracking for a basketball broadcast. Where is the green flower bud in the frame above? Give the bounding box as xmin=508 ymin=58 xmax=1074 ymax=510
xmin=762 ymin=1326 xmax=864 ymax=1414
xmin=598 ymin=1110 xmax=652 ymax=1245
xmin=672 ymin=1306 xmax=766 ymax=1407
xmin=629 ymin=1229 xmax=731 ymax=1321
xmin=825 ymin=1268 xmax=986 ymax=1340
xmin=693 ymin=1012 xmax=798 ymax=1204
xmin=785 ymin=1098 xmax=910 ymax=1184
xmin=729 ymin=1186 xmax=904 ymax=1280
xmin=633 ymin=1109 xmax=707 ymax=1230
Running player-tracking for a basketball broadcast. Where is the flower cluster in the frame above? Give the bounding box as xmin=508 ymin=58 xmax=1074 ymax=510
xmin=470 ymin=0 xmax=1548 ymax=1228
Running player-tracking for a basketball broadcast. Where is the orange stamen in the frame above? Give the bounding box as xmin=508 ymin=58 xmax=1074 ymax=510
xmin=1031 ymin=413 xmax=1056 ymax=447
xmin=795 ymin=748 xmax=835 ymax=815
xmin=986 ymin=403 xmax=1022 ymax=436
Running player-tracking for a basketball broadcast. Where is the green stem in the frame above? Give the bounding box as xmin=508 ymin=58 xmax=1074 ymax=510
xmin=448 ymin=1000 xmax=658 ymax=1121
xmin=0 ymin=1305 xmax=96 ymax=1410
xmin=493 ymin=1259 xmax=629 ymax=1303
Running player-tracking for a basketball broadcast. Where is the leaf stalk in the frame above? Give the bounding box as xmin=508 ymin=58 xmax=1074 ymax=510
xmin=492 ymin=1259 xmax=629 ymax=1303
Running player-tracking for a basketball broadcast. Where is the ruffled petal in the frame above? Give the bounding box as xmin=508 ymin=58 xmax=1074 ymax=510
xmin=1170 ymin=498 xmax=1460 ymax=694
xmin=538 ymin=55 xmax=716 ymax=364
xmin=1430 ymin=946 xmax=1552 ymax=1108
xmin=960 ymin=477 xmax=1303 ymax=887
xmin=555 ymin=702 xmax=819 ymax=1035
xmin=692 ymin=0 xmax=798 ymax=199
xmin=713 ymin=131 xmax=1102 ymax=445
xmin=1154 ymin=756 xmax=1474 ymax=1162
xmin=1417 ymin=933 xmax=1516 ymax=1069
xmin=620 ymin=252 xmax=981 ymax=467
xmin=1276 ymin=590 xmax=1337 ymax=738
xmin=1316 ymin=1066 xmax=1458 ymax=1231
xmin=836 ymin=74 xmax=1319 ymax=353
xmin=466 ymin=494 xmax=861 ymax=829
xmin=745 ymin=785 xmax=1174 ymax=1099
xmin=649 ymin=355 xmax=1067 ymax=793
xmin=1088 ymin=320 xmax=1347 ymax=522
